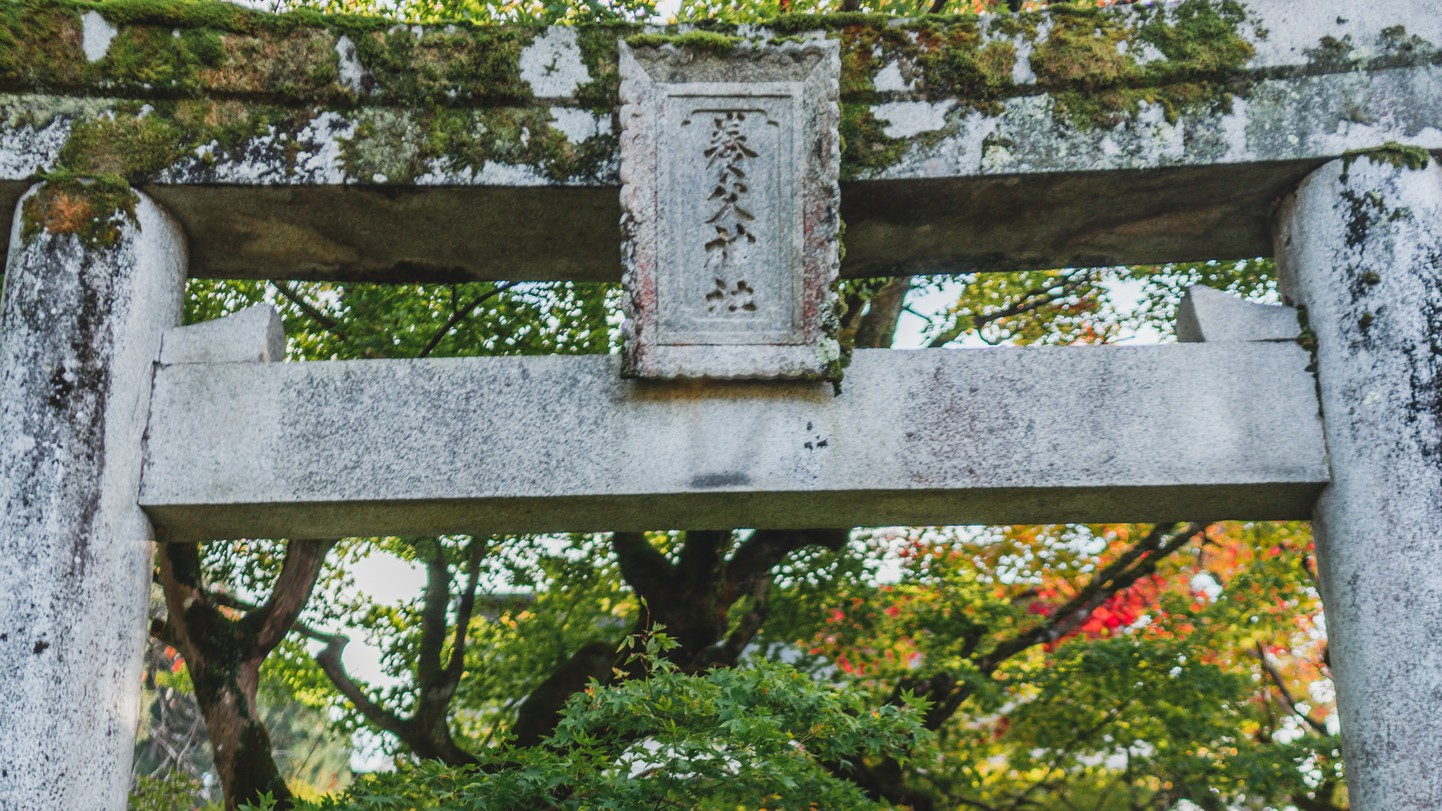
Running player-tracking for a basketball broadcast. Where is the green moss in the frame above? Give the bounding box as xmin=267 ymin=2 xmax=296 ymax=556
xmin=99 ymin=26 xmax=217 ymax=94
xmin=574 ymin=22 xmax=635 ymax=109
xmin=910 ymin=22 xmax=1014 ymax=109
xmin=56 ymin=110 xmax=186 ymax=177
xmin=987 ymin=11 xmax=1039 ymax=41
xmin=0 ymin=1 xmax=88 ymax=88
xmin=347 ymin=24 xmax=535 ymax=105
xmin=768 ymin=12 xmax=892 ymax=34
xmin=337 ymin=104 xmax=616 ymax=185
xmin=1031 ymin=10 xmax=1141 ymax=127
xmin=1305 ymin=34 xmax=1354 ymax=71
xmin=1342 ymin=141 xmax=1434 ymax=173
xmin=203 ymin=28 xmax=341 ymax=99
xmin=828 ymin=24 xmax=906 ymax=176
xmin=0 ymin=0 xmax=1266 ymax=184
xmin=1027 ymin=0 xmax=1253 ymax=129
xmin=20 ymin=173 xmax=138 ymax=249
xmin=50 ymin=99 xmax=311 ymax=182
xmin=625 ymin=31 xmax=744 ymax=52
xmin=839 ymin=104 xmax=906 ymax=180
xmin=0 ymin=0 xmax=550 ymax=105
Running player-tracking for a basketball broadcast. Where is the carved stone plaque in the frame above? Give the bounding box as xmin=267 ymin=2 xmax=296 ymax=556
xmin=619 ymin=39 xmax=841 ymax=380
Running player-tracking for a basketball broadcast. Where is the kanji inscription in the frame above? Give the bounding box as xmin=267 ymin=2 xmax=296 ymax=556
xmin=619 ymin=40 xmax=840 ymax=380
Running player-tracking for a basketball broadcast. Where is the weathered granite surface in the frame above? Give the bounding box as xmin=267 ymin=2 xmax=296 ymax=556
xmin=1278 ymin=155 xmax=1442 ymax=810
xmin=0 ymin=0 xmax=1438 ymax=280
xmin=0 ymin=186 xmax=185 ymax=810
xmin=139 ymin=343 xmax=1327 ymax=541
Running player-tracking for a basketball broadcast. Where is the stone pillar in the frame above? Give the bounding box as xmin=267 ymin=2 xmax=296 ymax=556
xmin=0 ymin=185 xmax=186 ymax=809
xmin=1276 ymin=153 xmax=1442 ymax=809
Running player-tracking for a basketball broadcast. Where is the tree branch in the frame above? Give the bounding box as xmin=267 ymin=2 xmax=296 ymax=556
xmin=208 ymin=590 xmax=419 ymax=746
xmin=854 ymin=277 xmax=913 ymax=349
xmin=313 ymin=634 xmax=412 ymax=741
xmin=207 ymin=591 xmax=340 ymax=648
xmin=1254 ymin=641 xmax=1331 ymax=737
xmin=677 ymin=530 xmax=729 ymax=589
xmin=928 ymin=269 xmax=1097 ymax=348
xmin=445 ymin=538 xmax=489 ymax=679
xmin=417 ymin=283 xmax=515 ymax=359
xmin=725 ymin=528 xmax=848 ymax=601
xmin=612 ymin=532 xmax=675 ymax=607
xmin=273 ymin=281 xmax=343 ymax=337
xmin=985 ymin=522 xmax=1208 ymax=668
xmin=883 ymin=522 xmax=1208 ymax=733
xmin=243 ymin=539 xmax=337 ymax=657
xmin=416 ymin=540 xmax=451 ymax=688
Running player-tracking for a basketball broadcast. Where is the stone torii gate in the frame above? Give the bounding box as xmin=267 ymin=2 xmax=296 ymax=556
xmin=0 ymin=0 xmax=1440 ymax=807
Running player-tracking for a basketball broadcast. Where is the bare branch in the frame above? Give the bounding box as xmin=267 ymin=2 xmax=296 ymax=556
xmin=928 ymin=269 xmax=1098 ymax=348
xmin=417 ymin=283 xmax=516 ymax=359
xmin=1254 ymin=641 xmax=1331 ymax=737
xmin=273 ymin=281 xmax=342 ymax=336
xmin=314 ymin=635 xmax=412 ymax=741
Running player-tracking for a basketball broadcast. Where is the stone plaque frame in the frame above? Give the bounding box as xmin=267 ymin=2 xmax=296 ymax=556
xmin=619 ymin=39 xmax=841 ymax=380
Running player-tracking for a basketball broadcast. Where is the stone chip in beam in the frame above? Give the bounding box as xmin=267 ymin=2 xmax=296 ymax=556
xmin=1176 ymin=285 xmax=1301 ymax=343
xmin=159 ymin=304 xmax=286 ymax=365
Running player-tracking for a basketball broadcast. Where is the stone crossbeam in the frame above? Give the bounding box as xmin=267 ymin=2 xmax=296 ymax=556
xmin=139 ymin=343 xmax=1328 ymax=541
xmin=0 ymin=0 xmax=1439 ymax=281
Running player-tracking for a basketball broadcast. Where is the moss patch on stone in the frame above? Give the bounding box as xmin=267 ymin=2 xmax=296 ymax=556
xmin=20 ymin=174 xmax=138 ymax=249
xmin=51 ymin=99 xmax=311 ymax=182
xmin=0 ymin=0 xmax=547 ymax=105
xmin=0 ymin=1 xmax=89 ymax=89
xmin=1031 ymin=0 xmax=1254 ymax=128
xmin=340 ymin=104 xmax=615 ymax=184
xmin=1342 ymin=141 xmax=1434 ymax=174
xmin=574 ymin=22 xmax=638 ymax=108
xmin=345 ymin=24 xmax=536 ymax=105
xmin=0 ymin=0 xmax=1267 ymax=184
xmin=625 ymin=31 xmax=744 ymax=52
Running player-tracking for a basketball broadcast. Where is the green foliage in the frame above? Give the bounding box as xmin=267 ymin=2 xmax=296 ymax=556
xmin=264 ymin=636 xmax=932 ymax=811
xmin=129 ymin=773 xmax=222 ymax=811
xmin=759 ymin=521 xmax=1341 ymax=809
xmin=625 ymin=31 xmax=744 ymax=50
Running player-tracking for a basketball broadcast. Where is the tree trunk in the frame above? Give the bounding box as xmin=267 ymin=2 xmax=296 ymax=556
xmin=156 ymin=539 xmax=334 ymax=810
xmin=191 ymin=658 xmax=292 ymax=809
